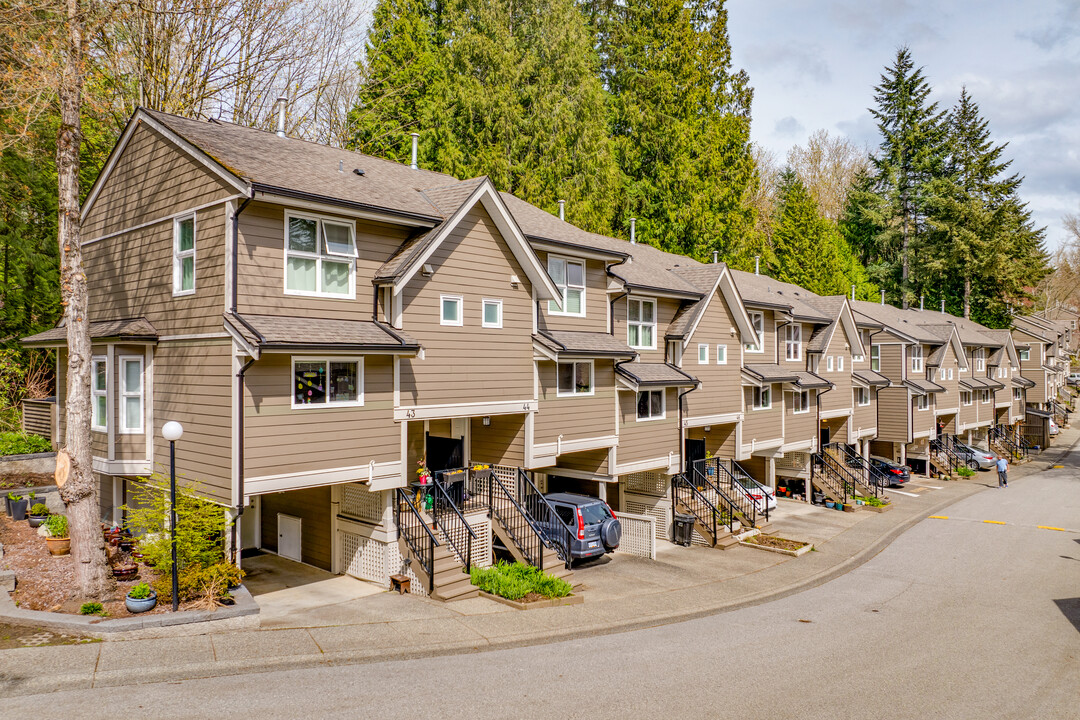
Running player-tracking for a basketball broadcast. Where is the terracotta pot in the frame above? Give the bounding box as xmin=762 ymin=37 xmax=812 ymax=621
xmin=46 ymin=536 xmax=70 ymax=556
xmin=112 ymin=564 xmax=138 ymax=580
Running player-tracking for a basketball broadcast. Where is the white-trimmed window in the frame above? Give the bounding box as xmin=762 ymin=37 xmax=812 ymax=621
xmin=838 ymin=356 xmax=845 ymax=371
xmin=547 ymin=256 xmax=585 ymax=316
xmin=947 ymin=368 xmax=953 ymax=380
xmin=716 ymin=344 xmax=727 ymax=365
xmin=826 ymin=356 xmax=834 ymax=372
xmin=974 ymin=349 xmax=985 ymax=372
xmin=785 ymin=325 xmax=802 ymax=361
xmin=745 ymin=311 xmax=764 ymax=353
xmin=1013 ymin=388 xmax=1021 ymax=400
xmin=285 ymin=213 xmax=356 ymax=297
xmin=1018 ymin=348 xmax=1030 ymax=361
xmin=856 ymin=387 xmax=870 ymax=406
xmin=119 ymin=356 xmax=143 ymax=434
xmin=636 ymin=389 xmax=665 ymax=420
xmin=557 ymin=361 xmax=593 ymax=397
xmin=92 ymin=356 xmax=107 ymax=431
xmin=698 ymin=344 xmax=708 ymax=364
xmin=911 ymin=345 xmax=923 ymax=373
xmin=980 ymin=389 xmax=991 ymax=404
xmin=440 ymin=295 xmax=463 ymax=326
xmin=752 ymin=385 xmax=772 ymax=410
xmin=961 ymin=391 xmax=972 ymax=406
xmin=792 ymin=390 xmax=809 ymax=414
xmin=173 ymin=214 xmax=195 ymax=296
xmin=916 ymin=394 xmax=929 ymax=411
xmin=870 ymin=345 xmax=880 ymax=372
xmin=628 ymin=298 xmax=656 ymax=350
xmin=482 ymin=299 xmax=502 ymax=329
xmin=292 ymin=358 xmax=363 ymax=408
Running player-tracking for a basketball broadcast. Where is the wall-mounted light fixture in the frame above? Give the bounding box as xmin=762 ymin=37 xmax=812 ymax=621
xmin=482 ymin=416 xmax=491 ymax=426
xmin=703 ymin=426 xmax=711 ymax=432
xmin=421 ymin=263 xmax=434 ymax=277
xmin=510 ymin=274 xmax=520 ymax=289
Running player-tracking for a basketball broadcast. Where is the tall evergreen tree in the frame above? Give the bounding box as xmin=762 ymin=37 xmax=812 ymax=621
xmin=865 ymin=47 xmax=947 ymax=308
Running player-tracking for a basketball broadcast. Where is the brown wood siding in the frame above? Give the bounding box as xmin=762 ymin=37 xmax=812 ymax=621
xmin=743 ymin=385 xmax=784 ymax=444
xmin=616 ymin=388 xmax=679 ymax=466
xmin=259 ymin=486 xmax=332 ymax=571
xmin=85 ymin=205 xmax=228 ymax=336
xmin=555 ymin=447 xmax=609 ymax=475
xmin=779 ymin=321 xmax=815 ymax=368
xmin=685 ymin=423 xmax=737 ymax=458
xmin=244 ymin=353 xmax=398 ymax=479
xmin=878 ymin=343 xmax=904 ymax=381
xmin=470 ymin=414 xmax=525 ymax=466
xmin=683 ymin=289 xmax=743 ymax=418
xmin=818 ymin=324 xmax=853 ymax=416
xmin=741 ymin=308 xmax=775 ymax=363
xmin=912 ymin=395 xmax=935 ymax=435
xmin=784 ymin=391 xmax=817 ymax=444
xmin=933 ymin=343 xmax=960 ymax=414
xmin=98 ymin=474 xmax=113 ymax=521
xmin=399 ymin=206 xmax=535 ymax=405
xmin=611 ymin=296 xmax=683 ymax=364
xmin=876 ymin=387 xmax=910 ymax=442
xmin=535 ymin=361 xmax=616 ymax=444
xmin=236 ymin=202 xmax=409 ymax=320
xmin=83 ymin=123 xmax=236 ymax=239
xmin=853 ymin=392 xmax=877 ymax=433
xmin=535 ymin=253 xmax=609 ymax=333
xmin=959 ymin=391 xmax=976 ymax=426
xmin=152 ymin=341 xmax=233 ymax=503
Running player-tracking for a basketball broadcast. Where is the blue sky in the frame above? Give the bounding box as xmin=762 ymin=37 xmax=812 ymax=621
xmin=727 ymin=0 xmax=1080 ymax=250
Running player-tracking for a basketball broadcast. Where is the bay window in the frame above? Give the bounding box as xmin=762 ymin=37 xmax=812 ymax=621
xmin=293 ymin=358 xmax=363 ymax=408
xmin=628 ymin=298 xmax=656 ymax=350
xmin=285 ymin=213 xmax=356 ymax=297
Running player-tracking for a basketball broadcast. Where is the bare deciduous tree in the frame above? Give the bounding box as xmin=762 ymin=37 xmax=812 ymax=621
xmin=786 ymin=129 xmax=870 ymax=222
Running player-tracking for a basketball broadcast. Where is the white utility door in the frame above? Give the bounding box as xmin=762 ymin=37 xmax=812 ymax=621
xmin=240 ymin=496 xmax=260 ymax=550
xmin=277 ymin=513 xmax=302 ymax=561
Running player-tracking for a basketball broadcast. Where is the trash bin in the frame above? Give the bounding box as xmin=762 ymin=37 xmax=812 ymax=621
xmin=673 ymin=513 xmax=696 ymax=546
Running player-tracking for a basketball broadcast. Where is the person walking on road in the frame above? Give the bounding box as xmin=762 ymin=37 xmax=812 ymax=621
xmin=996 ymin=456 xmax=1008 ymax=488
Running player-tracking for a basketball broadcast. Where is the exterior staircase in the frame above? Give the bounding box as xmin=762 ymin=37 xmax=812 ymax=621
xmin=929 ymin=438 xmax=961 ymax=480
xmin=394 ymin=488 xmax=479 ymax=601
xmin=810 ymin=453 xmax=849 ymax=505
xmin=825 ymin=444 xmax=882 ymax=498
xmin=671 ymin=473 xmax=740 ymax=548
xmin=690 ymin=457 xmax=772 ymax=532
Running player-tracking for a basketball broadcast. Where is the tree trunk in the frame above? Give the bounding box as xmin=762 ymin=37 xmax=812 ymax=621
xmin=56 ymin=0 xmax=113 ymax=600
xmin=901 ymin=189 xmax=909 ymax=310
xmin=963 ymin=274 xmax=971 ymax=319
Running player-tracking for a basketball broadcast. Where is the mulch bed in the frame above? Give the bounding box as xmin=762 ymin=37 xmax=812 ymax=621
xmin=0 ymin=514 xmax=196 ymax=617
xmin=743 ymin=535 xmax=809 ymax=551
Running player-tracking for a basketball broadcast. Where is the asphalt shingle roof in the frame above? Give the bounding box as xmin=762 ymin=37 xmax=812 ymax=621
xmin=225 ymin=313 xmax=418 ymax=350
xmin=535 ymin=330 xmax=635 ymax=357
xmin=853 ymin=369 xmax=890 ymax=387
xmin=22 ymin=318 xmax=158 ymax=345
xmin=616 ymin=362 xmax=697 ymax=386
xmin=743 ymin=364 xmax=800 ymax=383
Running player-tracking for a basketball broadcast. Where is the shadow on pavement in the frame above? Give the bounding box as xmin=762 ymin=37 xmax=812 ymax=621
xmin=1053 ymin=598 xmax=1080 ymax=634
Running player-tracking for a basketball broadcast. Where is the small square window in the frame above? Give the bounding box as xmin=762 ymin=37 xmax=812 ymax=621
xmin=752 ymin=386 xmax=771 ymax=410
xmin=698 ymin=344 xmax=708 ymax=364
xmin=636 ymin=389 xmax=665 ymax=420
xmin=482 ymin=299 xmax=502 ymax=328
xmin=716 ymin=345 xmax=727 ymax=365
xmin=440 ymin=295 xmax=463 ymax=326
xmin=557 ymin=361 xmax=593 ymax=396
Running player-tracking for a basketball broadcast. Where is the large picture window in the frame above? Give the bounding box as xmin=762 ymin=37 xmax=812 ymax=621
xmin=293 ymin=358 xmax=363 ymax=408
xmin=547 ymin=256 xmax=585 ymax=316
xmin=92 ymin=356 xmax=107 ymax=431
xmin=628 ymin=298 xmax=656 ymax=349
xmin=119 ymin=356 xmax=143 ymax=434
xmin=745 ymin=311 xmax=764 ymax=353
xmin=173 ymin=214 xmax=195 ymax=296
xmin=636 ymin=389 xmax=664 ymax=420
xmin=285 ymin=214 xmax=356 ymax=297
xmin=557 ymin=361 xmax=593 ymax=397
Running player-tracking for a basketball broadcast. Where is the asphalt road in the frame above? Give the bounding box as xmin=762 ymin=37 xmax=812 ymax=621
xmin=8 ymin=460 xmax=1080 ymax=719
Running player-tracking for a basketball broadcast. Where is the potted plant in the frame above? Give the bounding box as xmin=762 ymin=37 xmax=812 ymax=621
xmin=10 ymin=493 xmax=28 ymax=521
xmin=125 ymin=582 xmax=157 ymax=613
xmin=44 ymin=514 xmax=70 ymax=556
xmin=5 ymin=491 xmax=15 ymax=517
xmin=27 ymin=503 xmax=50 ymax=527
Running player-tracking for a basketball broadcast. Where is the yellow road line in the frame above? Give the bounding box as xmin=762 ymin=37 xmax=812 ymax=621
xmin=928 ymin=515 xmax=949 ymax=520
xmin=1037 ymin=525 xmax=1066 ymax=531
xmin=983 ymin=520 xmax=1007 ymax=525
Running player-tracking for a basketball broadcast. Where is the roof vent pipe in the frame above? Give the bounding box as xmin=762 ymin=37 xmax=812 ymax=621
xmin=754 ymin=256 xmax=760 ymax=275
xmin=920 ymin=295 xmax=924 ymax=311
xmin=941 ymin=298 xmax=946 ymax=313
xmin=409 ymin=133 xmax=419 ymax=170
xmin=558 ymin=199 xmax=565 ymax=221
xmin=851 ymin=285 xmax=855 ymax=301
xmin=630 ymin=217 xmax=636 ymax=244
xmin=880 ymin=289 xmax=885 ymax=305
xmin=274 ymin=96 xmax=287 ymax=138
xmin=713 ymin=251 xmax=718 ymax=264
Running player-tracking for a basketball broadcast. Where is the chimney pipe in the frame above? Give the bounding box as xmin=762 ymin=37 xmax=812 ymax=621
xmin=941 ymin=298 xmax=945 ymax=313
xmin=558 ymin=200 xmax=565 ymax=221
xmin=880 ymin=289 xmax=885 ymax=305
xmin=275 ymin=96 xmax=287 ymax=138
xmin=630 ymin=217 xmax=636 ymax=244
xmin=851 ymin=285 xmax=855 ymax=301
xmin=409 ymin=133 xmax=419 ymax=170
xmin=754 ymin=256 xmax=760 ymax=275
xmin=713 ymin=251 xmax=718 ymax=264
xmin=920 ymin=295 xmax=924 ymax=311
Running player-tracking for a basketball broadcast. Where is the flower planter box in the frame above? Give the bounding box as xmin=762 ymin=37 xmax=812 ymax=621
xmin=738 ymin=538 xmax=813 ymax=557
xmin=862 ymin=503 xmax=893 ymax=513
xmin=478 ymin=591 xmax=583 ymax=611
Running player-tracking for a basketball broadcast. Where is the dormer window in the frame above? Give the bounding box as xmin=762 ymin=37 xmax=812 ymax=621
xmin=547 ymin=256 xmax=585 ymax=316
xmin=785 ymin=325 xmax=802 ymax=361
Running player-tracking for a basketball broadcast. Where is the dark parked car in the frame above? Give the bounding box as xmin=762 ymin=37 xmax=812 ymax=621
xmin=541 ymin=492 xmax=621 ymax=560
xmin=868 ymin=455 xmax=911 ymax=486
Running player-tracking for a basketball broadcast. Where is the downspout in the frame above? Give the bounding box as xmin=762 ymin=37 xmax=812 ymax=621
xmin=231 ymin=194 xmax=253 ymax=314
xmin=678 ymin=383 xmax=699 ymax=473
xmin=606 ymin=254 xmax=631 ymax=335
xmin=228 ymin=192 xmax=253 ymax=561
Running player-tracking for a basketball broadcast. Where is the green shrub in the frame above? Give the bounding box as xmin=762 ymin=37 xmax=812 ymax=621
xmin=123 ymin=476 xmax=231 ymax=577
xmin=0 ymin=432 xmax=51 ymax=456
xmin=153 ymin=561 xmax=244 ymax=605
xmin=79 ymin=602 xmax=106 ymax=616
xmin=29 ymin=503 xmax=49 ymax=515
xmin=470 ymin=561 xmax=572 ymax=601
xmin=128 ymin=582 xmax=153 ymax=600
xmin=44 ymin=513 xmax=67 ymax=537
xmin=957 ymin=466 xmax=976 ymax=477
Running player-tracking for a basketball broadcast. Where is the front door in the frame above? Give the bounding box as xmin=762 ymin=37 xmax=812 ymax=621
xmin=819 ymin=426 xmax=830 ymax=448
xmin=426 ymin=434 xmax=464 ymax=472
xmin=277 ymin=513 xmax=302 ymax=562
xmin=684 ymin=438 xmax=706 ymax=473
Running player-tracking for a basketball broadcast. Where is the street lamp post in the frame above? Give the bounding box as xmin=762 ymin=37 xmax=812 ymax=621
xmin=162 ymin=421 xmax=184 ymax=611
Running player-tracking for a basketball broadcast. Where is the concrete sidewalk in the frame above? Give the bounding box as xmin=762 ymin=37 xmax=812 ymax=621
xmin=1 ymin=427 xmax=1075 ymax=698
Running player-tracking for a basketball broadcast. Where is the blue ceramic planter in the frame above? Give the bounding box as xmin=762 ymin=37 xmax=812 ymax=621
xmin=125 ymin=591 xmax=157 ymax=614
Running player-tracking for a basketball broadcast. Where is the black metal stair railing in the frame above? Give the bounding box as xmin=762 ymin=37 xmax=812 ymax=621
xmin=427 ymin=475 xmax=476 ymax=571
xmin=515 ymin=468 xmax=573 ymax=569
xmin=728 ymin=458 xmax=772 ymax=523
xmin=690 ymin=457 xmax=763 ymax=527
xmin=394 ymin=488 xmax=440 ymax=595
xmin=810 ymin=453 xmax=849 ymax=505
xmin=671 ymin=472 xmax=735 ymax=546
xmin=929 ymin=437 xmax=962 ymax=475
xmin=820 ymin=446 xmax=864 ymax=498
xmin=826 ymin=443 xmax=883 ymax=498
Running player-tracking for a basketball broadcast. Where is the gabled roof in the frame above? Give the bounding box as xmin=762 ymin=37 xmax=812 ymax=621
xmin=534 ymin=330 xmax=635 ymax=358
xmin=802 ymin=295 xmax=867 ymax=357
xmin=791 ymin=371 xmax=832 ymax=389
xmin=918 ymin=323 xmax=968 ymax=369
xmin=615 ymin=362 xmax=697 ymax=388
xmin=665 ymin=265 xmax=757 ymax=347
xmin=22 ymin=318 xmax=159 ymax=347
xmin=851 ymin=301 xmax=943 ymax=344
xmin=728 ymin=270 xmax=831 ymax=322
xmin=223 ymin=313 xmax=418 ymax=353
